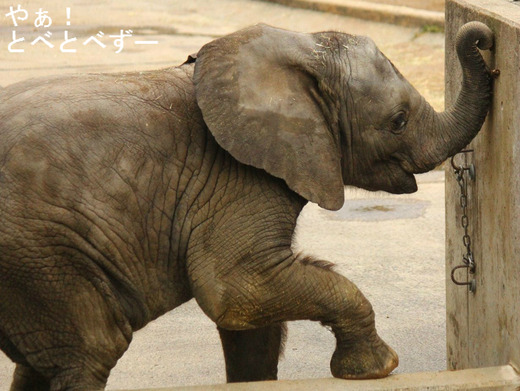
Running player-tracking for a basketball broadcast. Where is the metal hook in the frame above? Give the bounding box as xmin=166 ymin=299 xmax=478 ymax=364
xmin=450 ymin=150 xmax=476 ymax=180
xmin=451 ymin=264 xmax=476 ymax=292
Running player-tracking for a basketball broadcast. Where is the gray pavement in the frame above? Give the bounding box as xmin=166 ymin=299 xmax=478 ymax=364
xmin=0 ymin=1 xmax=447 ymax=389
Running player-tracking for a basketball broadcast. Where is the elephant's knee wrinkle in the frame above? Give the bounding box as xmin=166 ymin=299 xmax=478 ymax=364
xmin=214 ymin=307 xmax=257 ymax=330
xmin=195 ymin=291 xmax=256 ymax=330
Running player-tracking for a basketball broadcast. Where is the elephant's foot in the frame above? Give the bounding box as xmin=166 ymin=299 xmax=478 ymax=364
xmin=330 ymin=333 xmax=398 ymax=379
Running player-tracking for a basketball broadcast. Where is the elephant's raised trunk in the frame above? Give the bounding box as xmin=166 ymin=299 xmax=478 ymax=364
xmin=415 ymin=22 xmax=494 ymax=172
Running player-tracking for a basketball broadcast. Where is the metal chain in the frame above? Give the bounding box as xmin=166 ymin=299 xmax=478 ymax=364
xmin=450 ymin=151 xmax=476 ymax=292
xmin=454 ymin=165 xmax=475 ymax=273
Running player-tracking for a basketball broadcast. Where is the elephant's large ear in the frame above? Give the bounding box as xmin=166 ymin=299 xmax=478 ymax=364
xmin=193 ymin=24 xmax=344 ymax=211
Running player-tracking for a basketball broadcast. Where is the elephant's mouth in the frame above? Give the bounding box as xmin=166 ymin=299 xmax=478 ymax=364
xmin=387 ymin=156 xmax=418 ymax=194
xmin=392 ymin=152 xmax=439 ymax=175
xmin=395 ymin=157 xmax=415 ymax=174
xmin=390 ymin=154 xmax=424 ymax=174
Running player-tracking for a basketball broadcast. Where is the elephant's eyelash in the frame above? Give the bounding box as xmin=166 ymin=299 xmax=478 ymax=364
xmin=389 ymin=111 xmax=408 ymax=134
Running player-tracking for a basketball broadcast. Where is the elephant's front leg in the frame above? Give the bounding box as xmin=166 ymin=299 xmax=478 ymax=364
xmin=191 ymin=254 xmax=398 ymax=380
xmin=218 ymin=323 xmax=285 ymax=382
xmin=10 ymin=364 xmax=50 ymax=391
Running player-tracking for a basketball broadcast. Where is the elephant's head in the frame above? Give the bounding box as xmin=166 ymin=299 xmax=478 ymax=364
xmin=193 ymin=22 xmax=493 ymax=210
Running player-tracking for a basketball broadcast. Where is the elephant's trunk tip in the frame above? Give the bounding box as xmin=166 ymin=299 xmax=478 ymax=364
xmin=456 ymin=21 xmax=494 ymax=54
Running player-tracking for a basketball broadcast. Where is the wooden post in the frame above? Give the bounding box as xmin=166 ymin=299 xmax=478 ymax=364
xmin=445 ymin=0 xmax=520 ymax=371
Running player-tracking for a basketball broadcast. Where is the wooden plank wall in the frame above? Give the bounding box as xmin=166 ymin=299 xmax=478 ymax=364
xmin=445 ymin=0 xmax=520 ymax=371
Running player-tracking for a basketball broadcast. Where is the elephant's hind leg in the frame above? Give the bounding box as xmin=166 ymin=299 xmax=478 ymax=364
xmin=218 ymin=323 xmax=286 ymax=382
xmin=10 ymin=364 xmax=50 ymax=391
xmin=1 ymin=260 xmax=131 ymax=391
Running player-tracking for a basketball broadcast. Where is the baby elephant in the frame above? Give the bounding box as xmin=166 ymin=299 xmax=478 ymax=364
xmin=0 ymin=22 xmax=493 ymax=390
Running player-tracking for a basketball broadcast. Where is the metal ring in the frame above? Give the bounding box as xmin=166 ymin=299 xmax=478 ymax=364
xmin=451 ymin=264 xmax=472 ymax=286
xmin=450 ymin=149 xmax=474 ymax=171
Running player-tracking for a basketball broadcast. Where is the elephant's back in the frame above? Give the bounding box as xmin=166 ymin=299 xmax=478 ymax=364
xmin=0 ymin=65 xmax=201 ymax=198
xmin=0 ymin=65 xmax=198 ymax=157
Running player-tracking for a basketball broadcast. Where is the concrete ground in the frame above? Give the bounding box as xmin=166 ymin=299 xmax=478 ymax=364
xmin=0 ymin=0 xmax=447 ymax=389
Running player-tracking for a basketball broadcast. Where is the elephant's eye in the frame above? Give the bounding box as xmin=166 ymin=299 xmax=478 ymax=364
xmin=390 ymin=111 xmax=407 ymax=134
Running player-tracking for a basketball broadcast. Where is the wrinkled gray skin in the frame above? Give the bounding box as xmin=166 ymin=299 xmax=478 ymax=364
xmin=0 ymin=22 xmax=493 ymax=390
